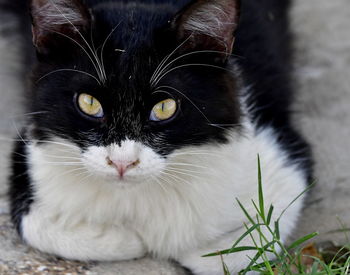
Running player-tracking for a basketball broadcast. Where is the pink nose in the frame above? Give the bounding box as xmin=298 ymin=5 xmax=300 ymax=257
xmin=107 ymin=157 xmax=140 ymax=178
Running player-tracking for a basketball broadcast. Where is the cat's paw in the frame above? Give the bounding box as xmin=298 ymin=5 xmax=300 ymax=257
xmin=96 ymin=226 xmax=147 ymax=261
xmin=22 ymin=212 xmax=146 ymax=262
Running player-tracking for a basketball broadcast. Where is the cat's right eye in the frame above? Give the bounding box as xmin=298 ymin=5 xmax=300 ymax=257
xmin=77 ymin=93 xmax=104 ymax=118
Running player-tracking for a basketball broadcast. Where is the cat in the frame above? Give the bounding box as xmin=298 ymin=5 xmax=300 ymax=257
xmin=7 ymin=0 xmax=312 ymax=274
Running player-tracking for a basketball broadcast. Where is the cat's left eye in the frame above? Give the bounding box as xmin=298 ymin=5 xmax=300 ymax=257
xmin=77 ymin=93 xmax=104 ymax=118
xmin=150 ymin=99 xmax=177 ymax=122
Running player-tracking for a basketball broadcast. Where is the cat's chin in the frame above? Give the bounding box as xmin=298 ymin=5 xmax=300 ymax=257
xmin=100 ymin=174 xmax=149 ymax=188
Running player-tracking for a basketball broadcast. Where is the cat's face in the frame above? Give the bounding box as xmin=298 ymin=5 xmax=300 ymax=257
xmin=28 ymin=0 xmax=241 ymax=185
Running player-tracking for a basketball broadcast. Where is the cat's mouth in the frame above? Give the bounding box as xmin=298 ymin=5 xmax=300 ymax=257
xmin=79 ymin=141 xmax=167 ymax=186
xmin=84 ymin=161 xmax=157 ymax=186
xmin=103 ymin=171 xmax=143 ymax=184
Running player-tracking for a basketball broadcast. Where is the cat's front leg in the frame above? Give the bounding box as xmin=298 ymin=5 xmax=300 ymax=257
xmin=20 ymin=210 xmax=146 ymax=261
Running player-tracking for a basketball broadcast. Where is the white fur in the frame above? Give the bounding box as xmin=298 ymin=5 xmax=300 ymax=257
xmin=81 ymin=140 xmax=166 ymax=184
xmin=22 ymin=118 xmax=306 ymax=274
xmin=33 ymin=0 xmax=85 ymax=29
xmin=183 ymin=2 xmax=237 ymax=40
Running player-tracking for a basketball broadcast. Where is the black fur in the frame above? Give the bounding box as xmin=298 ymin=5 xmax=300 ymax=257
xmin=234 ymin=0 xmax=313 ymax=179
xmin=9 ymin=140 xmax=33 ymax=234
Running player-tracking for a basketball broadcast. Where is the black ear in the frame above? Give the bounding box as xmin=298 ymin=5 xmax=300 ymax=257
xmin=30 ymin=0 xmax=90 ymax=54
xmin=174 ymin=0 xmax=240 ymax=59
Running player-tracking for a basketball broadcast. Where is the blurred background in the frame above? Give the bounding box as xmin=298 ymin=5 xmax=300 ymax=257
xmin=0 ymin=0 xmax=349 ymax=273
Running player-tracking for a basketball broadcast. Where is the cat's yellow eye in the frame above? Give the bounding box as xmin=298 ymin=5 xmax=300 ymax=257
xmin=150 ymin=99 xmax=177 ymax=121
xmin=77 ymin=93 xmax=104 ymax=118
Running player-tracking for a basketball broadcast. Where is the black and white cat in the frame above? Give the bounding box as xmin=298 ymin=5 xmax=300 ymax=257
xmin=7 ymin=0 xmax=312 ymax=274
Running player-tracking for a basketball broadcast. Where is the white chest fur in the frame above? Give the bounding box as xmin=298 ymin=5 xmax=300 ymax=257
xmin=21 ymin=122 xmax=306 ymax=274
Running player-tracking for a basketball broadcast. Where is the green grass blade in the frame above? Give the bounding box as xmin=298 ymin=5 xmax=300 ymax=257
xmin=251 ymin=200 xmax=263 ymax=220
xmin=229 ymin=224 xmax=263 ymax=251
xmin=219 ymin=253 xmax=231 ymax=275
xmin=287 ymin=232 xmax=319 ymax=250
xmin=274 ymin=221 xmax=280 ymax=240
xmin=216 ymin=160 xmax=325 ymax=275
xmin=242 ymin=254 xmax=263 ymax=274
xmin=241 ymin=241 xmax=277 ymax=274
xmin=341 ymin=254 xmax=350 ymax=274
xmin=202 ymin=246 xmax=261 ymax=257
xmin=257 ymin=155 xmax=266 ymax=222
xmin=309 ymin=256 xmax=333 ymax=274
xmin=310 ymin=261 xmax=320 ymax=275
xmin=236 ymin=198 xmax=255 ymax=225
xmin=249 ymin=259 xmax=279 ymax=270
xmin=277 ymin=182 xmax=315 ymax=221
xmin=336 ymin=216 xmax=350 ymax=243
xmin=327 ymin=228 xmax=350 ymax=234
xmin=223 ymin=262 xmax=230 ymax=275
xmin=266 ymin=205 xmax=274 ymax=225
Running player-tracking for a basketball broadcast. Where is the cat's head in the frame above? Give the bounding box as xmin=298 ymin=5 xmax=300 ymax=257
xmin=27 ymin=0 xmax=241 ymax=185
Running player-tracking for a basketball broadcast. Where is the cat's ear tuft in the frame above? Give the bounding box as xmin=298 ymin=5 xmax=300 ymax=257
xmin=30 ymin=0 xmax=90 ymax=54
xmin=174 ymin=0 xmax=240 ymax=59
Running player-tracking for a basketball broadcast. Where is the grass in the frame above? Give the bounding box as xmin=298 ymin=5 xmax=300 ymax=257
xmin=203 ymin=156 xmax=350 ymax=274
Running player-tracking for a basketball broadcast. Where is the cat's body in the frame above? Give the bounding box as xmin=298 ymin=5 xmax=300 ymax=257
xmin=6 ymin=0 xmax=312 ymax=274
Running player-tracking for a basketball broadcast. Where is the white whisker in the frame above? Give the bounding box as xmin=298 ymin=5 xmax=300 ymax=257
xmin=12 ymin=151 xmax=28 ymax=158
xmin=12 ymin=171 xmax=29 ymax=179
xmin=153 ymin=63 xmax=233 ymax=87
xmin=11 ymin=111 xmax=49 ymax=119
xmin=42 ymin=154 xmax=82 ymax=160
xmin=163 ymin=168 xmax=203 ymax=179
xmin=78 ymin=172 xmax=94 ymax=184
xmin=48 ymin=0 xmax=106 ymax=83
xmin=208 ymin=123 xmax=241 ymax=130
xmin=100 ymin=22 xmax=122 ymax=79
xmin=43 ymin=162 xmax=82 ymax=166
xmin=159 ymin=170 xmax=190 ymax=184
xmin=151 ymin=175 xmax=170 ymax=194
xmin=52 ymin=167 xmax=87 ymax=180
xmin=155 ymin=86 xmax=211 ymax=124
xmin=166 ymin=162 xmax=209 ymax=169
xmin=50 ymin=30 xmax=103 ymax=82
xmin=170 ymin=151 xmax=221 ymax=157
xmin=150 ymin=35 xmax=192 ymax=85
xmin=35 ymin=140 xmax=79 ymax=150
xmin=12 ymin=122 xmax=27 ymax=146
xmin=165 ymin=167 xmax=207 ymax=175
xmin=37 ymin=68 xmax=101 ymax=85
xmin=154 ymin=50 xmax=242 ymax=85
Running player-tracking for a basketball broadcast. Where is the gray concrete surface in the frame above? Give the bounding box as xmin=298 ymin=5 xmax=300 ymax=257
xmin=0 ymin=0 xmax=349 ymax=274
xmin=292 ymin=0 xmax=350 ymax=243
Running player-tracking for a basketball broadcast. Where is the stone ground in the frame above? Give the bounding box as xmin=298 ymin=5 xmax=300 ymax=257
xmin=0 ymin=0 xmax=349 ymax=274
